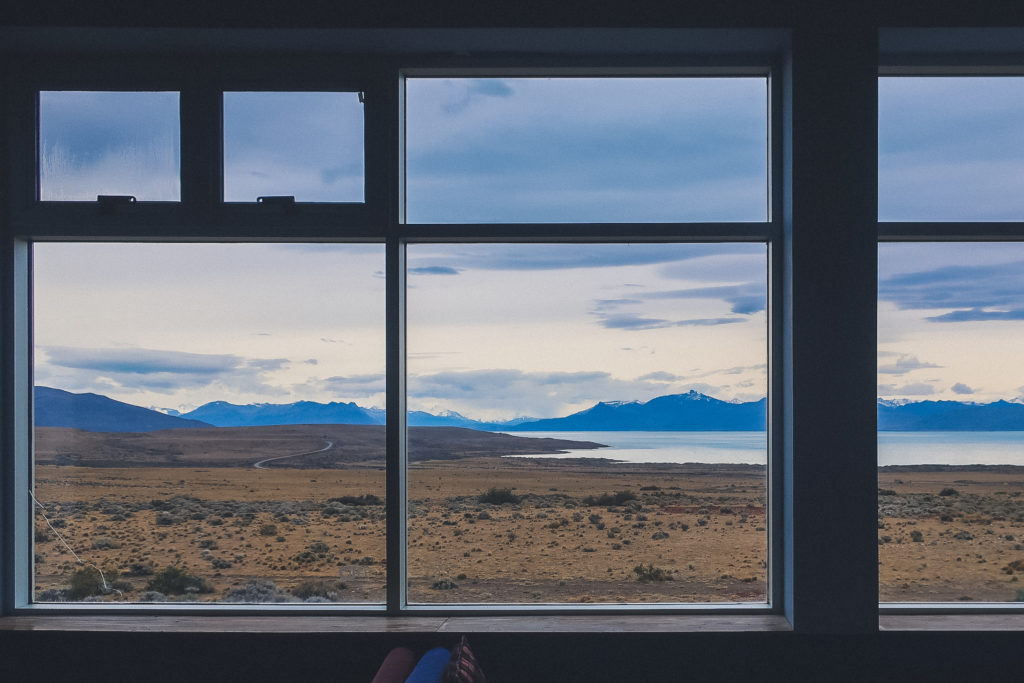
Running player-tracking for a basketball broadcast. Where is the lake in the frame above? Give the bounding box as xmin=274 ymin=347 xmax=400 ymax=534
xmin=504 ymin=430 xmax=1024 ymax=466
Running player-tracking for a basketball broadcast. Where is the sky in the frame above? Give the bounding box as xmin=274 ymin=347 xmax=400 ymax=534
xmin=29 ymin=77 xmax=1024 ymax=417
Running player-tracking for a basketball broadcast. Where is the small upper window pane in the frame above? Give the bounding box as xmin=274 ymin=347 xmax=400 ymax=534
xmin=880 ymin=77 xmax=1024 ymax=221
xmin=39 ymin=91 xmax=181 ymax=202
xmin=405 ymin=77 xmax=768 ymax=223
xmin=223 ymin=92 xmax=364 ymax=203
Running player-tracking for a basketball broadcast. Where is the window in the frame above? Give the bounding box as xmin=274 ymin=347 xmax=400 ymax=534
xmin=39 ymin=91 xmax=181 ymax=202
xmin=223 ymin=92 xmax=365 ymax=202
xmin=5 ymin=58 xmax=778 ymax=612
xmin=879 ymin=74 xmax=1024 ymax=606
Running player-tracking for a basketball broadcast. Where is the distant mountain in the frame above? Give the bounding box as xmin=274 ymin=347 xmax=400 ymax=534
xmin=39 ymin=386 xmax=1024 ymax=434
xmin=180 ymin=400 xmax=385 ymax=427
xmin=878 ymin=399 xmax=1024 ymax=431
xmin=34 ymin=386 xmax=212 ymax=432
xmin=505 ymin=391 xmax=768 ymax=431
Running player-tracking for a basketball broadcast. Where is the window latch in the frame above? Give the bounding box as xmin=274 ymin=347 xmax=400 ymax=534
xmin=256 ymin=195 xmax=296 ymax=213
xmin=96 ymin=195 xmax=136 ymax=214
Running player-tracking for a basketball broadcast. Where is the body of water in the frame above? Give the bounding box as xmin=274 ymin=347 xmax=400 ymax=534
xmin=504 ymin=430 xmax=1024 ymax=466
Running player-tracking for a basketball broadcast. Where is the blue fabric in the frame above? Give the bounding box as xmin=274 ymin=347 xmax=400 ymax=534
xmin=404 ymin=648 xmax=451 ymax=683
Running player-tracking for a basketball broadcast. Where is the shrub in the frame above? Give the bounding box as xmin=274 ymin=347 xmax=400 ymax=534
xmin=36 ymin=588 xmax=67 ymax=602
xmin=291 ymin=579 xmax=346 ymax=601
xmin=222 ymin=579 xmax=295 ymax=603
xmin=124 ymin=562 xmax=154 ymax=577
xmin=910 ymin=530 xmax=924 ymax=543
xmin=91 ymin=536 xmax=120 ymax=550
xmin=939 ymin=488 xmax=960 ymax=497
xmin=431 ymin=578 xmax=458 ymax=590
xmin=146 ymin=565 xmax=213 ymax=595
xmin=479 ymin=487 xmax=520 ymax=505
xmin=258 ymin=523 xmax=278 ymax=536
xmin=633 ymin=563 xmax=673 ymax=583
xmin=328 ymin=494 xmax=382 ymax=506
xmin=1016 ymin=589 xmax=1024 ymax=602
xmin=66 ymin=566 xmax=108 ymax=600
xmin=583 ymin=491 xmax=637 ymax=507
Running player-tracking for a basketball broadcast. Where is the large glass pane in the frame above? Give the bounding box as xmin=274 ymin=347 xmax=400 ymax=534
xmin=223 ymin=92 xmax=364 ymax=202
xmin=879 ymin=243 xmax=1024 ymax=603
xmin=406 ymin=243 xmax=768 ymax=603
xmin=39 ymin=91 xmax=181 ymax=201
xmin=879 ymin=77 xmax=1024 ymax=221
xmin=33 ymin=243 xmax=385 ymax=604
xmin=405 ymin=78 xmax=768 ymax=223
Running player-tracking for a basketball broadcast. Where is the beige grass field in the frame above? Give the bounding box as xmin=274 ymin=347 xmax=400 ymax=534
xmin=30 ymin=447 xmax=1024 ymax=605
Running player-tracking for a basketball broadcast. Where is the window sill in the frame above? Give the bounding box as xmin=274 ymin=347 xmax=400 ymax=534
xmin=880 ymin=614 xmax=1024 ymax=631
xmin=0 ymin=614 xmax=791 ymax=634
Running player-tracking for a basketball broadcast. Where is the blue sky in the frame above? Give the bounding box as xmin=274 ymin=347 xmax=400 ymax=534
xmin=30 ymin=77 xmax=1024 ymax=416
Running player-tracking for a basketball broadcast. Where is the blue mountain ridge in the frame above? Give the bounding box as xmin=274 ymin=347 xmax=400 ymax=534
xmin=35 ymin=386 xmax=212 ymax=432
xmin=36 ymin=386 xmax=1024 ymax=432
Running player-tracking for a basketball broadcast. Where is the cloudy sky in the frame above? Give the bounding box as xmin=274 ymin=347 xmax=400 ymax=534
xmin=30 ymin=76 xmax=1024 ymax=417
xmin=878 ymin=77 xmax=1024 ymax=404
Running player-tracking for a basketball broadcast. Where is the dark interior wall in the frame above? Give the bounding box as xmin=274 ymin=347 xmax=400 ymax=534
xmin=2 ymin=1 xmax=1023 ymax=680
xmin=0 ymin=630 xmax=1021 ymax=682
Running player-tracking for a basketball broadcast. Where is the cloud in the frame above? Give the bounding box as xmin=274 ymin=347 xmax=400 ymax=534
xmin=45 ymin=347 xmax=244 ymax=376
xmin=408 ymin=243 xmax=757 ymax=273
xmin=405 ymin=77 xmax=767 ymax=223
xmin=951 ymin=382 xmax=975 ymax=395
xmin=644 ymin=283 xmax=766 ymax=315
xmin=879 ymin=77 xmax=1024 ymax=221
xmin=40 ymin=346 xmax=290 ymax=396
xmin=590 ymin=289 xmax=756 ymax=330
xmin=877 ymin=355 xmax=942 ymax=375
xmin=637 ymin=371 xmax=680 ymax=382
xmin=877 ymin=382 xmax=937 ymax=396
xmin=408 ymin=266 xmax=461 ymax=276
xmin=311 ymin=374 xmax=387 ymax=398
xmin=927 ymin=308 xmax=1024 ymax=322
xmin=408 ymin=367 xmax=763 ymax=419
xmin=599 ymin=314 xmax=674 ymax=330
xmin=879 ymin=260 xmax=1024 ymax=322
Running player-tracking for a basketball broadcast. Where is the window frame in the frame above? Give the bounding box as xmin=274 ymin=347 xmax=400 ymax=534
xmin=877 ymin=40 xmax=1024 ymax=614
xmin=2 ymin=46 xmax=785 ymax=616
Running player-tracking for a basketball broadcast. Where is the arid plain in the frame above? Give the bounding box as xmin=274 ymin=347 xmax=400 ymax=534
xmin=30 ymin=425 xmax=1024 ymax=604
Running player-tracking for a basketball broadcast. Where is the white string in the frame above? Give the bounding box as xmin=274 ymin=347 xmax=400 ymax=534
xmin=29 ymin=489 xmax=122 ymax=598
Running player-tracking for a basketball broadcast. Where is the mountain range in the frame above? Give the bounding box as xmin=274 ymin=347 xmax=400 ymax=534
xmin=35 ymin=386 xmax=212 ymax=432
xmin=34 ymin=386 xmax=1024 ymax=433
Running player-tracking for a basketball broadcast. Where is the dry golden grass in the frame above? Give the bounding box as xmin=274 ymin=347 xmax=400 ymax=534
xmin=31 ymin=460 xmax=1024 ymax=604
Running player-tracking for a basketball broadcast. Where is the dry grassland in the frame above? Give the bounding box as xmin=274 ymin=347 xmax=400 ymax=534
xmin=31 ymin=458 xmax=1024 ymax=605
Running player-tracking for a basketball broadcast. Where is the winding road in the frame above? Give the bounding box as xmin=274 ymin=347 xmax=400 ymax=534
xmin=253 ymin=440 xmax=334 ymax=469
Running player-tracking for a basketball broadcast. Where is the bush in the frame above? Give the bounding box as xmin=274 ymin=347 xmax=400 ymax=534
xmin=479 ymin=487 xmax=520 ymax=505
xmin=328 ymin=494 xmax=382 ymax=506
xmin=633 ymin=563 xmax=673 ymax=583
xmin=910 ymin=530 xmax=924 ymax=543
xmin=1016 ymin=589 xmax=1024 ymax=602
xmin=583 ymin=491 xmax=638 ymax=507
xmin=258 ymin=523 xmax=278 ymax=536
xmin=222 ymin=579 xmax=296 ymax=603
xmin=145 ymin=565 xmax=213 ymax=595
xmin=66 ymin=566 xmax=109 ymax=600
xmin=91 ymin=536 xmax=120 ymax=550
xmin=939 ymin=488 xmax=960 ymax=497
xmin=291 ymin=579 xmax=346 ymax=601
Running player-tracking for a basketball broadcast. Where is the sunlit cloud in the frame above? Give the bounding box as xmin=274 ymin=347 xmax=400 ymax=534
xmin=877 ymin=355 xmax=942 ymax=375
